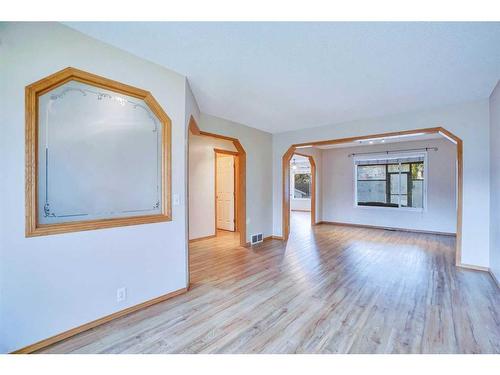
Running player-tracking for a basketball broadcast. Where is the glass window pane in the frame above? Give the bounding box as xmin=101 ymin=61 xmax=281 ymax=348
xmin=294 ymin=173 xmax=311 ymax=198
xmin=357 ymin=165 xmax=386 ymax=180
xmin=411 ymin=162 xmax=424 ymax=179
xmin=400 ymin=174 xmax=408 ymax=194
xmin=355 ymin=159 xmax=424 ymax=209
xmin=400 ymin=195 xmax=408 ymax=207
xmin=411 ymin=180 xmax=423 ymax=208
xmin=400 ymin=163 xmax=410 ymax=172
xmin=387 ymin=164 xmax=399 ymax=173
xmin=390 ymin=174 xmax=399 ymax=194
xmin=357 ymin=181 xmax=386 ymax=204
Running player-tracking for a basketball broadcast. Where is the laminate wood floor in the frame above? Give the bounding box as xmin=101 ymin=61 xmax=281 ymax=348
xmin=39 ymin=212 xmax=500 ymax=353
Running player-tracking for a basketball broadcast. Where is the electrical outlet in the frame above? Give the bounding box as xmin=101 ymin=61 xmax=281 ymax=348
xmin=116 ymin=287 xmax=127 ymax=303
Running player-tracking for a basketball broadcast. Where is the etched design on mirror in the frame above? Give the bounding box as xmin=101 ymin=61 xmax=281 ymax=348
xmin=49 ymin=86 xmax=159 ymax=131
xmin=38 ymin=80 xmax=163 ymax=224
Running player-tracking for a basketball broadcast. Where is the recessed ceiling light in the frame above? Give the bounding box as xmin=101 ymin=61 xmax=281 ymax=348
xmin=369 ymin=141 xmax=374 ymax=144
xmin=357 ymin=132 xmax=426 ymax=144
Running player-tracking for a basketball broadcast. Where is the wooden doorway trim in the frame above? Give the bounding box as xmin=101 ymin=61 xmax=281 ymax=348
xmin=189 ymin=116 xmax=246 ymax=247
xmin=282 ymin=126 xmax=463 ymax=267
xmin=291 ymin=152 xmax=316 ymax=227
xmin=214 ymin=149 xmax=238 ymax=233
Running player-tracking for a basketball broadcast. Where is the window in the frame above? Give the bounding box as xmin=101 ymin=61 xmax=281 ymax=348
xmin=293 ymin=173 xmax=311 ymax=198
xmin=355 ymin=154 xmax=425 ymax=209
xmin=25 ymin=67 xmax=172 ymax=236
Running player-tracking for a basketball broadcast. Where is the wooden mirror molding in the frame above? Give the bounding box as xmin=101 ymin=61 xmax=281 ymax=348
xmin=282 ymin=127 xmax=464 ymax=267
xmin=25 ymin=67 xmax=172 ymax=237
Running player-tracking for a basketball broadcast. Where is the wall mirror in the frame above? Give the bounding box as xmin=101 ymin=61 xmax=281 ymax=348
xmin=26 ymin=68 xmax=171 ymax=236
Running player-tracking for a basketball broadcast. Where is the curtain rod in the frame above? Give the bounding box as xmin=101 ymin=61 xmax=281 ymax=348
xmin=348 ymin=147 xmax=438 ymax=158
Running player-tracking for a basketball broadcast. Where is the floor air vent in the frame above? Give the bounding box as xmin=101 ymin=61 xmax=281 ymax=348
xmin=251 ymin=233 xmax=263 ymax=245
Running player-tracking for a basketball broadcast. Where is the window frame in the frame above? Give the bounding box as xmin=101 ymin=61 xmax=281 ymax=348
xmin=25 ymin=67 xmax=172 ymax=237
xmin=292 ymin=172 xmax=312 ymax=200
xmin=353 ymin=152 xmax=428 ymax=212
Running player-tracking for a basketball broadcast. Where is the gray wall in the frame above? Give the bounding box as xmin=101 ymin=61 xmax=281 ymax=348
xmin=490 ymin=81 xmax=500 ymax=283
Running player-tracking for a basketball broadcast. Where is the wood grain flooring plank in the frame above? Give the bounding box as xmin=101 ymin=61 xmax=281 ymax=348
xmin=38 ymin=212 xmax=500 ymax=354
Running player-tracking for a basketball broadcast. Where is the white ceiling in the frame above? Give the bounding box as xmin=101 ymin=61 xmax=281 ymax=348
xmin=66 ymin=22 xmax=500 ymax=134
xmin=291 ymin=154 xmax=310 ymax=162
xmin=313 ymin=132 xmax=443 ymax=149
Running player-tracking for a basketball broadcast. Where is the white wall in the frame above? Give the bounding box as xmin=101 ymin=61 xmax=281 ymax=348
xmin=273 ymin=100 xmax=490 ymax=268
xmin=0 ymin=23 xmax=189 ymax=353
xmin=290 ymin=197 xmax=311 ymax=211
xmin=185 ymin=81 xmax=201 ymax=130
xmin=490 ymin=81 xmax=500 ymax=282
xmin=320 ymin=139 xmax=457 ymax=233
xmin=184 ymin=80 xmax=200 ymax=287
xmin=188 ymin=133 xmax=237 ymax=240
xmin=199 ymin=113 xmax=273 ymax=241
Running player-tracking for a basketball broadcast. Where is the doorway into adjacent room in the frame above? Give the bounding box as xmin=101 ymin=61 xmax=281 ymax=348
xmin=289 ymin=154 xmax=314 ymax=236
xmin=187 ymin=116 xmax=247 ymax=286
xmin=281 ymin=127 xmax=463 ymax=267
xmin=215 ymin=150 xmax=237 ymax=232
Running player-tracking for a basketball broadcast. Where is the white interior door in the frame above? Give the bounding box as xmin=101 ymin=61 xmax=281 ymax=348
xmin=216 ymin=154 xmax=235 ymax=231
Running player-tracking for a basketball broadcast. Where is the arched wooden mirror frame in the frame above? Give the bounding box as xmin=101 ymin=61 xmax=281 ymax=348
xmin=25 ymin=67 xmax=172 ymax=237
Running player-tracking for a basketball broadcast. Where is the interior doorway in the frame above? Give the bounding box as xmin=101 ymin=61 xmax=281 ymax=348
xmin=187 ymin=116 xmax=246 ymax=247
xmin=215 ymin=150 xmax=237 ymax=232
xmin=187 ymin=116 xmax=247 ymax=288
xmin=281 ymin=127 xmax=464 ymax=268
xmin=284 ymin=152 xmax=316 ymax=238
xmin=289 ymin=153 xmax=314 ymax=236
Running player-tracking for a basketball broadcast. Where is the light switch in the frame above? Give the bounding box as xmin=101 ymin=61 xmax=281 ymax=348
xmin=116 ymin=287 xmax=127 ymax=303
xmin=173 ymin=194 xmax=180 ymax=206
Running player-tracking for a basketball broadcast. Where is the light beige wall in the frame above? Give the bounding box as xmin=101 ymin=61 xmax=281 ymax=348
xmin=199 ymin=113 xmax=273 ymax=241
